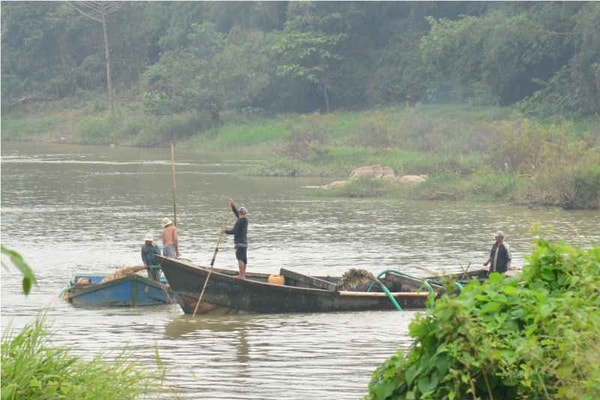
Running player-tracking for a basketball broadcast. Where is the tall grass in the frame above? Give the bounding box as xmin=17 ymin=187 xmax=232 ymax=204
xmin=1 ymin=115 xmax=66 ymax=141
xmin=215 ymin=120 xmax=289 ymax=147
xmin=1 ymin=317 xmax=162 ymax=400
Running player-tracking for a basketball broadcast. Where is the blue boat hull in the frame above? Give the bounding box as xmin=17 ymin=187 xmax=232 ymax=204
xmin=65 ymin=273 xmax=175 ymax=307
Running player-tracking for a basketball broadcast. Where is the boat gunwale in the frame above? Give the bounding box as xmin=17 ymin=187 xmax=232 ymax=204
xmin=158 ymin=255 xmax=437 ymax=296
xmin=67 ymin=273 xmax=169 ymax=298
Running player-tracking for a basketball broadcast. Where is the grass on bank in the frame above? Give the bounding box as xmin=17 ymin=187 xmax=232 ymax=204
xmin=2 ymin=98 xmax=599 ymax=209
xmin=1 ymin=316 xmax=165 ymax=400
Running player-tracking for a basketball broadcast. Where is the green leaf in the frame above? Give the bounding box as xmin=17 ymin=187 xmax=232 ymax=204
xmin=540 ymin=267 xmax=556 ymax=281
xmin=480 ymin=302 xmax=501 ymax=314
xmin=417 ymin=374 xmax=438 ymax=394
xmin=502 ymin=285 xmax=518 ymax=296
xmin=1 ymin=246 xmax=37 ymax=295
xmin=373 ymin=381 xmax=396 ymax=400
xmin=405 ymin=363 xmax=419 ymax=386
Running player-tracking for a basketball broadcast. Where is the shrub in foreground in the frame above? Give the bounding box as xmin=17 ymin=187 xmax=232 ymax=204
xmin=365 ymin=238 xmax=600 ymax=400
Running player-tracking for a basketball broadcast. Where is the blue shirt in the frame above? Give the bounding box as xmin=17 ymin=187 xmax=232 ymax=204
xmin=141 ymin=243 xmax=161 ymax=266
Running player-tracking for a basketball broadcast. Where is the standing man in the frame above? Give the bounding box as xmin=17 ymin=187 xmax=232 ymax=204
xmin=483 ymin=231 xmax=511 ymax=275
xmin=222 ymin=199 xmax=248 ymax=279
xmin=161 ymin=217 xmax=180 ymax=258
xmin=141 ymin=232 xmax=161 ymax=281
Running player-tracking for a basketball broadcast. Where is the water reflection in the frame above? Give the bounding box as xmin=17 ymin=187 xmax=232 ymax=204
xmin=164 ymin=314 xmax=252 ymax=339
xmin=157 ymin=311 xmax=417 ymax=399
xmin=237 ymin=327 xmax=249 ymax=364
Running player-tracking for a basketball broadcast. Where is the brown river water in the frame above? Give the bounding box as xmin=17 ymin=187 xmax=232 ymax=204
xmin=1 ymin=142 xmax=598 ymax=399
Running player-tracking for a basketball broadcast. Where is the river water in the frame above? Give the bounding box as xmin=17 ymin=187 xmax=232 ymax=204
xmin=1 ymin=142 xmax=598 ymax=399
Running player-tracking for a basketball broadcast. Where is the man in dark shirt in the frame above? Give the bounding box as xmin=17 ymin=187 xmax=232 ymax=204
xmin=222 ymin=198 xmax=249 ymax=279
xmin=141 ymin=233 xmax=161 ymax=281
xmin=483 ymin=231 xmax=511 ymax=275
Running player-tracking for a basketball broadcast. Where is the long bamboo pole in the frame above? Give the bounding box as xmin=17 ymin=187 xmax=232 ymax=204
xmin=193 ymin=208 xmax=231 ymax=317
xmin=170 ymin=143 xmax=177 ymax=226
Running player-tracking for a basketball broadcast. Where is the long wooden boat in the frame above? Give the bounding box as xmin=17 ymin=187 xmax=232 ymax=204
xmin=156 ymin=255 xmax=444 ymax=315
xmin=61 ymin=271 xmax=175 ymax=307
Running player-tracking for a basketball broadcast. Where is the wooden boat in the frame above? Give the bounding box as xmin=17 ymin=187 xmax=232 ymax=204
xmin=61 ymin=266 xmax=175 ymax=307
xmin=156 ymin=255 xmax=445 ymax=315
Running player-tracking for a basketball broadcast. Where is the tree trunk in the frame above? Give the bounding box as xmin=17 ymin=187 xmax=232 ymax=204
xmin=323 ymin=84 xmax=330 ymax=113
xmin=68 ymin=2 xmax=120 ymax=115
xmin=101 ymin=13 xmax=114 ymax=116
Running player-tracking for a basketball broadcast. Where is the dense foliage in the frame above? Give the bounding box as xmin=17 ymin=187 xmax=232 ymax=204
xmin=365 ymin=238 xmax=600 ymax=399
xmin=2 ymin=2 xmax=599 ymax=119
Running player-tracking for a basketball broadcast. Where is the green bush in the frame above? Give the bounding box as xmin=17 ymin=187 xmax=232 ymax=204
xmin=79 ymin=115 xmax=117 ymax=145
xmin=570 ymin=164 xmax=600 ymax=210
xmin=365 ymin=238 xmax=600 ymax=400
xmin=511 ymin=156 xmax=600 ymax=209
xmin=251 ymin=158 xmax=316 ymax=177
xmin=468 ymin=169 xmax=520 ymax=200
xmin=408 ymin=173 xmax=467 ymax=201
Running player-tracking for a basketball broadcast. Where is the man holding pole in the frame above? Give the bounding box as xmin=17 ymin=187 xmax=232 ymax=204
xmin=222 ymin=199 xmax=248 ymax=279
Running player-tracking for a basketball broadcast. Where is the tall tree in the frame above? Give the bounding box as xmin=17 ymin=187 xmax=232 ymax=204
xmin=269 ymin=2 xmax=346 ymax=113
xmin=418 ymin=7 xmax=576 ymax=106
xmin=68 ymin=1 xmax=121 ymax=115
xmin=571 ymin=2 xmax=600 ymax=115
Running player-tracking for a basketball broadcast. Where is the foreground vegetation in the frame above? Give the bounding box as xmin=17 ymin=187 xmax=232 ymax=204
xmin=1 ymin=247 xmax=165 ymax=400
xmin=365 ymin=236 xmax=600 ymax=400
xmin=1 ymin=318 xmax=163 ymax=400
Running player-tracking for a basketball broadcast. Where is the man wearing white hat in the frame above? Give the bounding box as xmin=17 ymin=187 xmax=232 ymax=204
xmin=483 ymin=231 xmax=511 ymax=275
xmin=141 ymin=232 xmax=161 ymax=281
xmin=161 ymin=217 xmax=180 ymax=258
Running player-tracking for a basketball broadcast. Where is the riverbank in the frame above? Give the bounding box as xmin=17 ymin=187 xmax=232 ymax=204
xmin=2 ymin=98 xmax=599 ymax=209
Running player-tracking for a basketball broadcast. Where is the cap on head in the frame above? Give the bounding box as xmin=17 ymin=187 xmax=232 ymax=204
xmin=495 ymin=231 xmax=504 ymax=238
xmin=161 ymin=217 xmax=173 ymax=228
xmin=239 ymin=206 xmax=248 ymax=215
xmin=144 ymin=232 xmax=153 ymax=242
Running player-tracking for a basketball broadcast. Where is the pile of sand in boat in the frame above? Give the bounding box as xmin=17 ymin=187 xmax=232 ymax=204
xmin=74 ymin=265 xmax=148 ymax=285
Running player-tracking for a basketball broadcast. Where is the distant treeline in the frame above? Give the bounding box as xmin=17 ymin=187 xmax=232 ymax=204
xmin=2 ymin=2 xmax=599 ymax=124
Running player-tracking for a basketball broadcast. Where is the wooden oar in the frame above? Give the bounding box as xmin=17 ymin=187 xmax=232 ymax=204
xmin=412 ymin=263 xmax=473 ymax=279
xmin=210 ymin=208 xmax=231 ymax=268
xmin=192 ymin=208 xmax=231 ymax=317
xmin=410 ymin=265 xmax=444 ymax=278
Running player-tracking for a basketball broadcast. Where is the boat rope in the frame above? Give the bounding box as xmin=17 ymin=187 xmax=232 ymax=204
xmin=372 ymin=278 xmax=402 ymax=311
xmin=421 ymin=278 xmax=435 ymax=297
xmin=422 ymin=279 xmax=436 ymax=310
xmin=361 ymin=270 xmax=405 ymax=311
